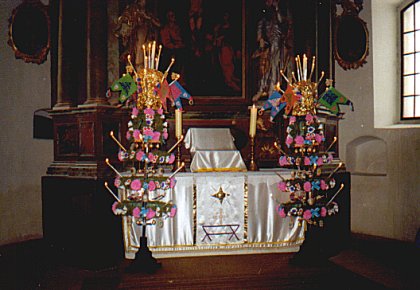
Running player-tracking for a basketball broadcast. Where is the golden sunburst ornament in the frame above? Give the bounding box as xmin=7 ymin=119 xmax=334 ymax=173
xmin=211 ymin=187 xmax=230 ymax=204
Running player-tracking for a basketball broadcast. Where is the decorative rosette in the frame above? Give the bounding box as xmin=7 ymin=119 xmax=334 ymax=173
xmin=278 ymin=153 xmax=334 ymax=168
xmin=118 ymin=148 xmax=175 ymax=164
xmin=276 ymin=200 xmax=338 ymax=226
xmin=126 ymin=107 xmax=168 ymax=144
xmin=112 ymin=200 xmax=177 ymax=223
xmin=285 ymin=114 xmax=325 ymax=148
xmin=114 ymin=175 xmax=176 ymax=198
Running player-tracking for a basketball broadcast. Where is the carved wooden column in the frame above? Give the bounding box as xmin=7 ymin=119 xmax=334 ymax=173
xmin=82 ymin=0 xmax=109 ymax=106
xmin=53 ymin=0 xmax=72 ymax=109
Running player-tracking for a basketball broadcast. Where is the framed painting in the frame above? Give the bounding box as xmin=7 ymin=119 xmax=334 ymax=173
xmin=153 ymin=0 xmax=246 ymax=107
xmin=114 ymin=0 xmax=332 ymax=111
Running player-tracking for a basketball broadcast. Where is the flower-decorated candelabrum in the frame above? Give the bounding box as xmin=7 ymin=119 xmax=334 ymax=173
xmin=265 ymin=54 xmax=351 ymax=264
xmin=272 ymin=54 xmax=345 ymax=228
xmin=104 ymin=41 xmax=190 ymax=273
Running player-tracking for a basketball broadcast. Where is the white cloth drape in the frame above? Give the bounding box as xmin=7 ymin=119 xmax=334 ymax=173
xmin=184 ymin=128 xmax=246 ymax=172
xmin=122 ymin=171 xmax=305 ymax=258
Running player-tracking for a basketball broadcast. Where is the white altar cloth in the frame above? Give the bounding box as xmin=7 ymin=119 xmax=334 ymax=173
xmin=122 ymin=170 xmax=305 ymax=259
xmin=190 ymin=150 xmax=247 ymax=172
xmin=184 ymin=128 xmax=247 ymax=172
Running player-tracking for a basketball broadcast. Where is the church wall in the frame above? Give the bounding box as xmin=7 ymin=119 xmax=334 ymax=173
xmin=0 ymin=0 xmax=52 ymax=245
xmin=336 ymin=1 xmax=420 ymax=242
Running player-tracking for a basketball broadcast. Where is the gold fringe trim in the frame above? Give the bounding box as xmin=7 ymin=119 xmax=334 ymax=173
xmin=194 ymin=168 xmax=247 ymax=172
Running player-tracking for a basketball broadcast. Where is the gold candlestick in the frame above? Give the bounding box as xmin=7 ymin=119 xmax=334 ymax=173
xmin=174 ymin=136 xmax=185 ymax=172
xmin=249 ymin=137 xmax=258 ymax=171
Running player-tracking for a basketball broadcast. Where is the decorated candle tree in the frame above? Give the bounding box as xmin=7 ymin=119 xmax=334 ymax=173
xmin=260 ymin=54 xmax=353 ymax=228
xmin=104 ymin=41 xmax=191 ymax=272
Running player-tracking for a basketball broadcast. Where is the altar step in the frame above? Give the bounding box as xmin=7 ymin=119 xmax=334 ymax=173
xmin=1 ymin=237 xmax=418 ymax=289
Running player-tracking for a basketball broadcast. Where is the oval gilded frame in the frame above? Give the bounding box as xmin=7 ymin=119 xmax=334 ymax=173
xmin=334 ymin=11 xmax=369 ymax=70
xmin=8 ymin=0 xmax=50 ymax=64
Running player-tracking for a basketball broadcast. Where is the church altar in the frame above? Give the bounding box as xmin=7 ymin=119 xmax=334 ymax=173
xmin=122 ymin=170 xmax=305 ymax=259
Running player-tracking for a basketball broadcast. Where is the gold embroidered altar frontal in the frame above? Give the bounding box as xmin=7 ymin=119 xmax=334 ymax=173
xmin=122 ymin=171 xmax=305 ymax=259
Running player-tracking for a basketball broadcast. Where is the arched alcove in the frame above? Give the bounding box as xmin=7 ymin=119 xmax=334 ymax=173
xmin=346 ymin=136 xmax=387 ymax=176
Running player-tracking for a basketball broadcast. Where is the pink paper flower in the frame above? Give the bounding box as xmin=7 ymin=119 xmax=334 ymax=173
xmin=279 ymin=207 xmax=286 ymax=218
xmin=304 ymin=181 xmax=312 ymax=192
xmin=286 ymin=135 xmax=293 ymax=146
xmin=304 ymin=157 xmax=311 ymax=166
xmin=289 ymin=116 xmax=296 ymax=125
xmin=168 ymin=154 xmax=175 ymax=164
xmin=136 ymin=150 xmax=145 ymax=161
xmin=148 ymin=152 xmax=157 ymax=163
xmin=157 ymin=108 xmax=164 ymax=115
xmin=152 ymin=131 xmax=161 ymax=141
xmin=133 ymin=129 xmax=142 ymax=141
xmin=146 ymin=208 xmax=156 ymax=219
xmin=132 ymin=107 xmax=139 ymax=117
xmin=130 ymin=179 xmax=142 ymax=191
xmin=295 ymin=135 xmax=304 ymax=145
xmin=320 ymin=179 xmax=327 ymax=190
xmin=114 ymin=177 xmax=121 ymax=187
xmin=317 ymin=157 xmax=324 ymax=166
xmin=143 ymin=127 xmax=154 ymax=137
xmin=279 ymin=156 xmax=288 ymax=166
xmin=303 ymin=210 xmax=312 ymax=220
xmin=320 ymin=207 xmax=327 ymax=217
xmin=305 ymin=114 xmax=314 ymax=124
xmin=169 ymin=206 xmax=177 ymax=217
xmin=144 ymin=108 xmax=155 ymax=116
xmin=170 ymin=177 xmax=176 ymax=188
xmin=315 ymin=133 xmax=323 ymax=144
xmin=112 ymin=202 xmax=118 ymax=214
xmin=327 ymin=153 xmax=334 ymax=162
xmin=118 ymin=151 xmax=125 ymax=161
xmin=132 ymin=207 xmax=141 ymax=218
xmin=278 ymin=181 xmax=287 ymax=191
xmin=126 ymin=131 xmax=131 ymax=140
xmin=162 ymin=132 xmax=168 ymax=139
xmin=148 ymin=180 xmax=156 ymax=191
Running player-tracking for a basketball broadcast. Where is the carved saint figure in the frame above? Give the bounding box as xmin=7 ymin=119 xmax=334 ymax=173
xmin=114 ymin=0 xmax=160 ymax=68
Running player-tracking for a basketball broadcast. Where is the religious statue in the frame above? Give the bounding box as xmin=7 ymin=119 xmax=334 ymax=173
xmin=114 ymin=0 xmax=160 ymax=68
xmin=252 ymin=0 xmax=293 ymax=101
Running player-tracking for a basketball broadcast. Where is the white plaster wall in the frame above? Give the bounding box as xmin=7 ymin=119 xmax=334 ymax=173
xmin=336 ymin=0 xmax=420 ymax=242
xmin=0 ymin=0 xmax=53 ymax=245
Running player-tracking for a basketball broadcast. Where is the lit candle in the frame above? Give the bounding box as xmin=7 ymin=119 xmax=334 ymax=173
xmin=151 ymin=41 xmax=156 ymax=69
xmin=148 ymin=43 xmax=152 ymax=68
xmin=303 ymin=54 xmax=307 ymax=80
xmin=249 ymin=104 xmax=258 ymax=137
xmin=142 ymin=45 xmax=146 ymax=68
xmin=175 ymin=109 xmax=182 ymax=138
xmin=309 ymin=56 xmax=316 ymax=81
xmin=295 ymin=57 xmax=301 ymax=81
xmin=156 ymin=45 xmax=162 ymax=70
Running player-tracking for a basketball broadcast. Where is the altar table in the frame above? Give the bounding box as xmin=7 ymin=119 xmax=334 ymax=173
xmin=122 ymin=170 xmax=305 ymax=259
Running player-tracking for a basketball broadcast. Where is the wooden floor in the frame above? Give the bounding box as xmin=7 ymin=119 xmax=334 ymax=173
xmin=1 ymin=239 xmax=418 ymax=290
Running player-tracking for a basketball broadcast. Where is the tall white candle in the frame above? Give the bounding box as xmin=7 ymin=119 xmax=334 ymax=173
xmin=156 ymin=45 xmax=162 ymax=70
xmin=142 ymin=45 xmax=146 ymax=68
xmin=249 ymin=105 xmax=257 ymax=137
xmin=303 ymin=54 xmax=307 ymax=80
xmin=175 ymin=109 xmax=182 ymax=138
xmin=151 ymin=41 xmax=156 ymax=69
xmin=148 ymin=43 xmax=152 ymax=68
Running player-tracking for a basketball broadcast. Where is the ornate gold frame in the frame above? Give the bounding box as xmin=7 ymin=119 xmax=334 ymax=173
xmin=333 ymin=1 xmax=369 ymax=70
xmin=8 ymin=0 xmax=50 ymax=64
